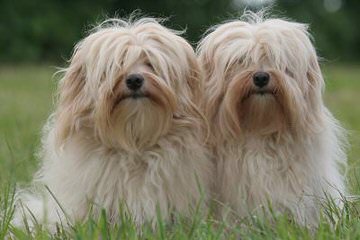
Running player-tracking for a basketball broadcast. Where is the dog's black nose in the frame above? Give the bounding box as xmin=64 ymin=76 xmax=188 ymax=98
xmin=253 ymin=72 xmax=270 ymax=88
xmin=126 ymin=74 xmax=144 ymax=91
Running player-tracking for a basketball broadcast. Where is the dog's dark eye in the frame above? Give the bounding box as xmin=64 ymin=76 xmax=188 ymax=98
xmin=285 ymin=68 xmax=295 ymax=78
xmin=237 ymin=56 xmax=245 ymax=65
xmin=145 ymin=62 xmax=154 ymax=70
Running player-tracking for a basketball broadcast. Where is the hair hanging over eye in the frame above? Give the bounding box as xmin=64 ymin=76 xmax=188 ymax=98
xmin=54 ymin=47 xmax=92 ymax=146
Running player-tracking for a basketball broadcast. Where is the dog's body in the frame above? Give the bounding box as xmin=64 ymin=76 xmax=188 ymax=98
xmin=17 ymin=115 xmax=210 ymax=227
xmin=15 ymin=18 xmax=212 ymax=228
xmin=214 ymin=120 xmax=345 ymax=226
xmin=198 ymin=12 xmax=347 ymax=226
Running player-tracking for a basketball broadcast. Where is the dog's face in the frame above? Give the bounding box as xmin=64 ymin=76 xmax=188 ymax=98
xmin=198 ymin=18 xmax=325 ymax=139
xmin=55 ymin=19 xmax=202 ymax=151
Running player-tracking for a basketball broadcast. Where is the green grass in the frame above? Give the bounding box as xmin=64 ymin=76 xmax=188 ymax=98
xmin=1 ymin=64 xmax=360 ymax=239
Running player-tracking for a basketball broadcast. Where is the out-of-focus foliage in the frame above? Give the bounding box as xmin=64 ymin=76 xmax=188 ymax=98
xmin=0 ymin=0 xmax=359 ymax=63
xmin=0 ymin=0 xmax=232 ymax=63
xmin=276 ymin=0 xmax=360 ymax=62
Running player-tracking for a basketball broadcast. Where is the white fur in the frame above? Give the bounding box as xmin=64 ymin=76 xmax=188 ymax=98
xmin=197 ymin=11 xmax=347 ymax=227
xmin=14 ymin=18 xmax=212 ymax=229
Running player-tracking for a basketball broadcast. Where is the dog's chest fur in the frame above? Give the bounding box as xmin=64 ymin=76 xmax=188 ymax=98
xmin=216 ymin=133 xmax=324 ymax=223
xmin=38 ymin=128 xmax=211 ymax=225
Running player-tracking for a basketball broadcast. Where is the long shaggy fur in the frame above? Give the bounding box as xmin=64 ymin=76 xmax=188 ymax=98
xmin=197 ymin=11 xmax=347 ymax=227
xmin=14 ymin=18 xmax=212 ymax=229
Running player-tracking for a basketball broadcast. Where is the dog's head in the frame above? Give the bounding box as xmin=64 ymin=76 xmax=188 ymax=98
xmin=55 ymin=18 xmax=203 ymax=151
xmin=198 ymin=12 xmax=325 ymax=140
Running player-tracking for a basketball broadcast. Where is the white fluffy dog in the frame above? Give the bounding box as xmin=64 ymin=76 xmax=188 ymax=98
xmin=14 ymin=18 xmax=212 ymax=228
xmin=197 ymin=12 xmax=347 ymax=227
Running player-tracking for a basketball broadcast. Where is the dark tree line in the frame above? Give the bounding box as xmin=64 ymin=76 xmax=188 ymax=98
xmin=0 ymin=0 xmax=359 ymax=63
xmin=277 ymin=0 xmax=360 ymax=62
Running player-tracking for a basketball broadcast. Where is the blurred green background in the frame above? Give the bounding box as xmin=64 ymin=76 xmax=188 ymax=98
xmin=0 ymin=0 xmax=360 ymax=63
xmin=0 ymin=0 xmax=359 ymax=189
xmin=0 ymin=1 xmax=360 ymax=238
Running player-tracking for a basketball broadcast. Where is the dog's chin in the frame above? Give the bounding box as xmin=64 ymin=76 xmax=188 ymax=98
xmin=238 ymin=91 xmax=287 ymax=135
xmin=105 ymin=95 xmax=174 ymax=151
xmin=113 ymin=92 xmax=150 ymax=110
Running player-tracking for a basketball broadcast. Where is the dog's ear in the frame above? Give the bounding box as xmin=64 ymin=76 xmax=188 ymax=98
xmin=290 ymin=22 xmax=325 ymax=111
xmin=177 ymin=43 xmax=209 ymax=129
xmin=186 ymin=50 xmax=204 ymax=105
xmin=307 ymin=53 xmax=325 ymax=94
xmin=306 ymin=42 xmax=325 ymax=112
xmin=54 ymin=47 xmax=92 ymax=146
xmin=292 ymin=22 xmax=325 ymax=98
xmin=303 ymin=53 xmax=326 ymax=133
xmin=198 ymin=43 xmax=226 ymax=124
xmin=298 ymin=33 xmax=327 ymax=131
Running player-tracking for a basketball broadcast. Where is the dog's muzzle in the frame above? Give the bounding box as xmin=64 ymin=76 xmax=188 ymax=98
xmin=126 ymin=74 xmax=144 ymax=91
xmin=253 ymin=71 xmax=270 ymax=88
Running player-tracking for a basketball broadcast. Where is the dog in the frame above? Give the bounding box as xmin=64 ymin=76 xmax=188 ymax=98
xmin=14 ymin=17 xmax=212 ymax=229
xmin=197 ymin=11 xmax=347 ymax=227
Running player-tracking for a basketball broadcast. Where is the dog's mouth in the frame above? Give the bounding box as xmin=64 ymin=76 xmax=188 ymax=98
xmin=112 ymin=92 xmax=150 ymax=111
xmin=252 ymin=88 xmax=276 ymax=95
xmin=115 ymin=92 xmax=149 ymax=103
xmin=242 ymin=89 xmax=277 ymax=101
xmin=126 ymin=92 xmax=148 ymax=100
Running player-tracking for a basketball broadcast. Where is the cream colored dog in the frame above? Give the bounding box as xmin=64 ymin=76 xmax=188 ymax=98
xmin=14 ymin=18 xmax=212 ymax=229
xmin=197 ymin=11 xmax=347 ymax=227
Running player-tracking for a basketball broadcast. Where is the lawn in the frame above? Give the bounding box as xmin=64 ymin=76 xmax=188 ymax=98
xmin=0 ymin=64 xmax=360 ymax=239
